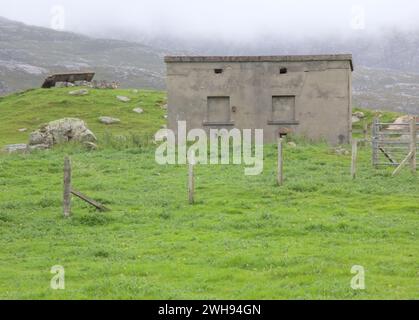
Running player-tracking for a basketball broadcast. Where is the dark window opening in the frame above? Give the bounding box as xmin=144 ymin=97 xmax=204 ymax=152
xmin=214 ymin=68 xmax=223 ymax=74
xmin=280 ymin=67 xmax=288 ymax=74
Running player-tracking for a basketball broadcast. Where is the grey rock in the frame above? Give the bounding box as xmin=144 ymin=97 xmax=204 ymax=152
xmin=388 ymin=115 xmax=411 ymax=131
xmin=28 ymin=144 xmax=50 ymax=151
xmin=29 ymin=118 xmax=96 ymax=148
xmin=133 ymin=107 xmax=144 ymax=114
xmin=99 ymin=116 xmax=121 ymax=124
xmin=29 ymin=130 xmax=49 ymax=145
xmin=18 ymin=128 xmax=27 ymax=132
xmin=287 ymin=141 xmax=297 ymax=148
xmin=353 ymin=111 xmax=365 ymax=119
xmin=116 ymin=95 xmax=130 ymax=102
xmin=57 ymin=82 xmax=75 ymax=88
xmin=77 ymin=129 xmax=97 ymax=142
xmin=84 ymin=141 xmax=98 ymax=150
xmin=69 ymin=89 xmax=89 ymax=96
xmin=3 ymin=144 xmax=28 ymax=153
xmin=352 ymin=115 xmax=360 ymax=123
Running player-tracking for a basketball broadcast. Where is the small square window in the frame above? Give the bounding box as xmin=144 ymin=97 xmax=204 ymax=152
xmin=207 ymin=96 xmax=230 ymax=122
xmin=272 ymin=96 xmax=295 ymax=121
xmin=214 ymin=68 xmax=223 ymax=74
xmin=280 ymin=67 xmax=288 ymax=74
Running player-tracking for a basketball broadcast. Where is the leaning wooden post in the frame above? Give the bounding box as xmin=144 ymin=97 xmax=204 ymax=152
xmin=188 ymin=156 xmax=195 ymax=204
xmin=277 ymin=137 xmax=283 ymax=186
xmin=351 ymin=139 xmax=358 ymax=179
xmin=410 ymin=116 xmax=417 ymax=174
xmin=63 ymin=156 xmax=72 ymax=217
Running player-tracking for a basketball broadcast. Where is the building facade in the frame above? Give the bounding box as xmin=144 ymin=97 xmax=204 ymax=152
xmin=165 ymin=55 xmax=353 ymax=145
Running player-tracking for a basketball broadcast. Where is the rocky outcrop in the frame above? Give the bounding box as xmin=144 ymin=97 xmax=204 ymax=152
xmin=387 ymin=115 xmax=412 ymax=131
xmin=3 ymin=144 xmax=28 ymax=153
xmin=29 ymin=118 xmax=96 ymax=148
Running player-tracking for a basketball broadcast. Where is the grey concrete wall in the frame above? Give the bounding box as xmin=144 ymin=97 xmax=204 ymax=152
xmin=166 ymin=56 xmax=353 ymax=145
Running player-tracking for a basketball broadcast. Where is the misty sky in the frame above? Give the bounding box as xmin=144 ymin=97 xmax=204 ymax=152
xmin=1 ymin=0 xmax=419 ymax=40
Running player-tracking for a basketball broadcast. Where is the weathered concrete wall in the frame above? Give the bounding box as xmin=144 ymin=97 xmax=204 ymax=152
xmin=165 ymin=55 xmax=353 ymax=145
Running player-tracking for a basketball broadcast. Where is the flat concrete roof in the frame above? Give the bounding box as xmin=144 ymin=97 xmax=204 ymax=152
xmin=164 ymin=54 xmax=354 ymax=71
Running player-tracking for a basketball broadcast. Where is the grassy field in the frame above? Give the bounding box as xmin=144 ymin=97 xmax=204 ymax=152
xmin=0 ymin=87 xmax=166 ymax=146
xmin=0 ymin=88 xmax=418 ymax=299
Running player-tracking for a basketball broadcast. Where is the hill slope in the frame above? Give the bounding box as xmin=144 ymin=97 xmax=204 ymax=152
xmin=353 ymin=66 xmax=419 ymax=115
xmin=0 ymin=88 xmax=166 ymax=146
xmin=0 ymin=17 xmax=165 ymax=95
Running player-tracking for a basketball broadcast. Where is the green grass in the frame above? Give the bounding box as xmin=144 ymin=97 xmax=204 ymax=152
xmin=0 ymin=89 xmax=417 ymax=299
xmin=0 ymin=87 xmax=166 ymax=146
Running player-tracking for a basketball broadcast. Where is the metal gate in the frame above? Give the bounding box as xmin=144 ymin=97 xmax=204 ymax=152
xmin=372 ymin=117 xmax=418 ymax=173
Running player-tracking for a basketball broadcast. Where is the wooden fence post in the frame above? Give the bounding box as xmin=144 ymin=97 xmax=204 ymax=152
xmin=363 ymin=121 xmax=368 ymax=144
xmin=410 ymin=116 xmax=417 ymax=174
xmin=63 ymin=156 xmax=72 ymax=217
xmin=188 ymin=159 xmax=195 ymax=204
xmin=372 ymin=117 xmax=379 ymax=168
xmin=351 ymin=139 xmax=358 ymax=179
xmin=277 ymin=137 xmax=283 ymax=186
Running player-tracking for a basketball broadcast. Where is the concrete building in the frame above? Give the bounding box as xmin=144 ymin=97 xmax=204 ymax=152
xmin=164 ymin=54 xmax=353 ymax=145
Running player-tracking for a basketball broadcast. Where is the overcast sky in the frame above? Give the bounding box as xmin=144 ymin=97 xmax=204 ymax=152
xmin=1 ymin=0 xmax=419 ymax=40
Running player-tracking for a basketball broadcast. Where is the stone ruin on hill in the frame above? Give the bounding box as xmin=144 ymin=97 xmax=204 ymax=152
xmin=56 ymin=80 xmax=120 ymax=89
xmin=41 ymin=72 xmax=119 ymax=89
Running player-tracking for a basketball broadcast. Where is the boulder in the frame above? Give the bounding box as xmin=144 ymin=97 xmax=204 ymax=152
xmin=116 ymin=95 xmax=130 ymax=102
xmin=84 ymin=141 xmax=98 ymax=150
xmin=3 ymin=144 xmax=28 ymax=153
xmin=69 ymin=89 xmax=89 ymax=96
xmin=18 ymin=128 xmax=27 ymax=132
xmin=28 ymin=144 xmax=50 ymax=151
xmin=133 ymin=108 xmax=144 ymax=114
xmin=287 ymin=141 xmax=297 ymax=148
xmin=29 ymin=118 xmax=96 ymax=148
xmin=99 ymin=116 xmax=121 ymax=124
xmin=352 ymin=116 xmax=360 ymax=123
xmin=353 ymin=111 xmax=365 ymax=119
xmin=387 ymin=115 xmax=412 ymax=131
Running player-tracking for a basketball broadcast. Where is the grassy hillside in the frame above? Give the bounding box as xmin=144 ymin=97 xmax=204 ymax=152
xmin=0 ymin=87 xmax=166 ymax=146
xmin=0 ymin=89 xmax=418 ymax=299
